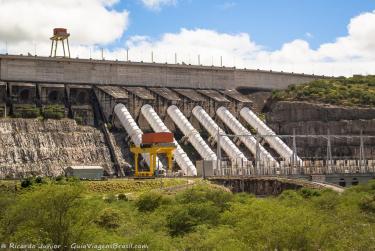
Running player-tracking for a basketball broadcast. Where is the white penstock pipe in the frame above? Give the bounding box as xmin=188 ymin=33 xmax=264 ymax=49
xmin=141 ymin=104 xmax=197 ymax=176
xmin=216 ymin=106 xmax=279 ymax=168
xmin=192 ymin=105 xmax=248 ymax=165
xmin=167 ymin=105 xmax=217 ymax=161
xmin=240 ymin=107 xmax=302 ymax=165
xmin=114 ymin=103 xmax=164 ymax=170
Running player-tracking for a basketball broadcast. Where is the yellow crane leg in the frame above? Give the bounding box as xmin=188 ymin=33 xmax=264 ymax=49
xmin=130 ymin=145 xmax=175 ymax=177
xmin=134 ymin=153 xmax=139 ymax=177
xmin=152 ymin=152 xmax=157 ymax=175
xmin=167 ymin=151 xmax=173 ymax=174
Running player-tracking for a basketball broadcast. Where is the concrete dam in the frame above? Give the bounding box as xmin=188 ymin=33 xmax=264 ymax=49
xmin=0 ymin=54 xmax=374 ymax=185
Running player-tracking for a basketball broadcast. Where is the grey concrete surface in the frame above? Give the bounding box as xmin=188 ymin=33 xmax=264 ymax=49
xmin=0 ymin=54 xmax=322 ymax=90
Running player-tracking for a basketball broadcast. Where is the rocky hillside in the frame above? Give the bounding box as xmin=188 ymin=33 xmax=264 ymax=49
xmin=265 ymin=101 xmax=375 ymax=158
xmin=0 ymin=119 xmax=113 ymax=178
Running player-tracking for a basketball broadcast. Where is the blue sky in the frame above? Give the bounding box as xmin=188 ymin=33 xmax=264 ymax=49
xmin=112 ymin=0 xmax=375 ymax=50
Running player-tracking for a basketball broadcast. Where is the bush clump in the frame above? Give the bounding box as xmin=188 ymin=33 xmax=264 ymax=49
xmin=95 ymin=208 xmax=121 ymax=229
xmin=136 ymin=192 xmax=167 ymax=212
xmin=12 ymin=105 xmax=40 ymax=118
xmin=75 ymin=116 xmax=83 ymax=125
xmin=1 ymin=181 xmax=375 ymax=250
xmin=299 ymin=188 xmax=321 ymax=198
xmin=55 ymin=175 xmax=65 ymax=182
xmin=104 ymin=194 xmax=117 ymax=204
xmin=34 ymin=176 xmax=43 ymax=184
xmin=118 ymin=193 xmax=128 ymax=201
xmin=20 ymin=177 xmax=33 ymax=188
xmin=42 ymin=105 xmax=65 ymax=119
xmin=272 ymin=75 xmax=375 ymax=107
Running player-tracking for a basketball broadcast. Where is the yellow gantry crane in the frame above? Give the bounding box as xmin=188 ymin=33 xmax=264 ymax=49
xmin=130 ymin=132 xmax=176 ymax=177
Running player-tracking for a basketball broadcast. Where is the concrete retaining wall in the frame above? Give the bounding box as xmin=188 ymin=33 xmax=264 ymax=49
xmin=0 ymin=55 xmax=319 ymax=90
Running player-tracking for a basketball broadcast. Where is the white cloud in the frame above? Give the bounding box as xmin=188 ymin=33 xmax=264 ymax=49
xmin=117 ymin=9 xmax=374 ymax=76
xmin=140 ymin=0 xmax=176 ymax=10
xmin=0 ymin=0 xmax=129 ymax=45
xmin=317 ymin=10 xmax=375 ymax=61
xmin=124 ymin=28 xmax=260 ymax=64
xmin=116 ymin=12 xmax=375 ymax=76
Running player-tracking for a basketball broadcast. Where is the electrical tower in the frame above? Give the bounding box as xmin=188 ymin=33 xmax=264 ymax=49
xmin=50 ymin=28 xmax=70 ymax=58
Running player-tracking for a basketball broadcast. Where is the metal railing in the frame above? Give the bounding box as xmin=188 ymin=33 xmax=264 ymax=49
xmin=214 ymin=132 xmax=375 ymax=177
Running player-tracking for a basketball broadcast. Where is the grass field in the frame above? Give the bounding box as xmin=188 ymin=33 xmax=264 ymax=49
xmin=0 ymin=177 xmax=194 ymax=196
xmin=83 ymin=178 xmax=191 ymax=195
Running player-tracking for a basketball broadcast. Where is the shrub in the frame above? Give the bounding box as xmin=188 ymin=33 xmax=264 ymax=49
xmin=44 ymin=111 xmax=62 ymax=119
xmin=118 ymin=193 xmax=128 ymax=201
xmin=177 ymin=186 xmax=233 ymax=211
xmin=75 ymin=116 xmax=83 ymax=125
xmin=311 ymin=190 xmax=339 ymax=211
xmin=272 ymin=76 xmax=375 ymax=107
xmin=136 ymin=192 xmax=165 ymax=212
xmin=104 ymin=194 xmax=117 ymax=203
xmin=167 ymin=202 xmax=221 ymax=236
xmin=299 ymin=188 xmax=321 ymax=198
xmin=13 ymin=105 xmax=40 ymax=118
xmin=42 ymin=105 xmax=65 ymax=119
xmin=21 ymin=177 xmax=33 ymax=188
xmin=359 ymin=195 xmax=375 ymax=215
xmin=35 ymin=176 xmax=43 ymax=184
xmin=167 ymin=207 xmax=195 ymax=236
xmin=55 ymin=175 xmax=64 ymax=182
xmin=66 ymin=176 xmax=80 ymax=182
xmin=95 ymin=208 xmax=120 ymax=229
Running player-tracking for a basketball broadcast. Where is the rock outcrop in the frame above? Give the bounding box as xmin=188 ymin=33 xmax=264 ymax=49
xmin=0 ymin=118 xmax=113 ymax=178
xmin=266 ymin=101 xmax=375 ymax=158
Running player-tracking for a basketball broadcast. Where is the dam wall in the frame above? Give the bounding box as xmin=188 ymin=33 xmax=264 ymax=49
xmin=0 ymin=55 xmax=319 ymax=90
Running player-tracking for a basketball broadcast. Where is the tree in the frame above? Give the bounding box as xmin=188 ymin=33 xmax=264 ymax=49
xmin=136 ymin=192 xmax=166 ymax=212
xmin=0 ymin=183 xmax=102 ymax=249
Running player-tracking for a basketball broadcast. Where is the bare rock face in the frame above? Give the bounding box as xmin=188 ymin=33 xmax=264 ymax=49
xmin=266 ymin=101 xmax=375 ymax=158
xmin=0 ymin=119 xmax=112 ymax=178
xmin=246 ymin=92 xmax=272 ymax=113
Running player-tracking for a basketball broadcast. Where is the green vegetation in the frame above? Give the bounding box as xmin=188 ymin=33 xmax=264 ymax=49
xmin=74 ymin=116 xmax=83 ymax=125
xmin=0 ymin=178 xmax=374 ymax=250
xmin=10 ymin=104 xmax=65 ymax=120
xmin=272 ymin=75 xmax=375 ymax=107
xmin=42 ymin=105 xmax=65 ymax=119
xmin=84 ymin=178 xmax=187 ymax=195
xmin=12 ymin=104 xmax=40 ymax=118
